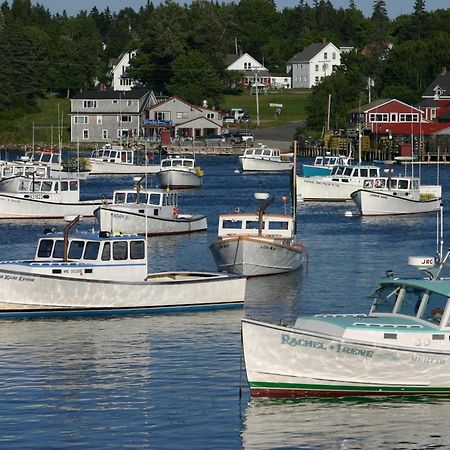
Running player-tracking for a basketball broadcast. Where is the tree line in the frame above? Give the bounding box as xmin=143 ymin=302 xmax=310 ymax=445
xmin=0 ymin=0 xmax=449 ymax=131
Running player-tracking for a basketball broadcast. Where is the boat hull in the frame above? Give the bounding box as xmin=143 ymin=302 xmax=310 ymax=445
xmin=351 ymin=190 xmax=441 ymax=216
xmin=240 ymin=158 xmax=293 ymax=172
xmin=97 ymin=206 xmax=207 ymax=235
xmin=88 ymin=160 xmax=160 ymax=175
xmin=0 ymin=267 xmax=246 ymax=315
xmin=297 ymin=176 xmax=359 ymax=201
xmin=209 ymin=236 xmax=305 ymax=276
xmin=242 ymin=318 xmax=450 ymax=398
xmin=0 ymin=194 xmax=104 ymax=219
xmin=156 ymin=170 xmax=202 ymax=189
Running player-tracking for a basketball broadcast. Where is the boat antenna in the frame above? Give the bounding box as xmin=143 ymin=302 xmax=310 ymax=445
xmin=63 ymin=215 xmax=81 ymax=261
xmin=436 ymin=202 xmax=444 ymax=263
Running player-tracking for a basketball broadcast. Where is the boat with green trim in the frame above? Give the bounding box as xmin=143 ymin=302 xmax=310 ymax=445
xmin=242 ymin=249 xmax=450 ymax=398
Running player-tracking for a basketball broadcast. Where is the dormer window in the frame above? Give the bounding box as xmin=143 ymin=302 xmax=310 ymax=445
xmin=434 ymin=86 xmax=444 ymax=100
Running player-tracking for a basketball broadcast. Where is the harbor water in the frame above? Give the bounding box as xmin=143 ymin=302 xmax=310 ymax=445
xmin=0 ymin=156 xmax=449 ymax=449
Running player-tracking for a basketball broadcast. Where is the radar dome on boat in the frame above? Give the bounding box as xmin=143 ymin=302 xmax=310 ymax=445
xmin=254 ymin=192 xmax=269 ymax=200
xmin=408 ymin=256 xmax=436 ymax=269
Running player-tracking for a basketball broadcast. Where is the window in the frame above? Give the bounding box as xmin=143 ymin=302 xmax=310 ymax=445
xmin=245 ymin=221 xmax=260 ymax=230
xmin=74 ymin=116 xmax=88 ymax=124
xmin=83 ymin=129 xmax=89 ymax=139
xmin=268 ymin=221 xmax=289 ymax=230
xmin=102 ymin=129 xmax=108 ymax=139
xmin=119 ymin=115 xmax=132 ymax=122
xmin=390 ymin=113 xmax=397 ymax=122
xmin=130 ymin=241 xmax=145 ymax=260
xmin=37 ymin=239 xmax=54 ymax=258
xmin=84 ymin=241 xmax=100 ymax=260
xmin=399 ymin=113 xmax=419 ymax=122
xmin=324 ymin=52 xmax=328 ymax=59
xmin=41 ymin=181 xmax=53 ymax=192
xmin=315 ymin=76 xmax=319 ymax=82
xmin=155 ymin=111 xmax=170 ymax=120
xmin=83 ymin=100 xmax=97 ymax=108
xmin=127 ymin=100 xmax=133 ymax=106
xmin=112 ymin=100 xmax=118 ymax=104
xmin=332 ymin=52 xmax=336 ymax=59
xmin=323 ymin=64 xmax=328 ymax=71
xmin=207 ymin=113 xmax=215 ymax=119
xmin=222 ymin=220 xmax=242 ymax=230
xmin=69 ymin=181 xmax=78 ymax=191
xmin=315 ymin=64 xmax=319 ymax=71
xmin=113 ymin=241 xmax=128 ymax=260
xmin=369 ymin=113 xmax=389 ymax=122
xmin=97 ymin=116 xmax=102 ymax=125
xmin=53 ymin=240 xmax=64 ymax=258
xmin=101 ymin=242 xmax=111 ymax=261
xmin=68 ymin=240 xmax=85 ymax=259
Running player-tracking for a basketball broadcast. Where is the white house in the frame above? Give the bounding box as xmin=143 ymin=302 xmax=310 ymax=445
xmin=287 ymin=42 xmax=342 ymax=89
xmin=225 ymin=52 xmax=272 ymax=88
xmin=109 ymin=50 xmax=138 ymax=91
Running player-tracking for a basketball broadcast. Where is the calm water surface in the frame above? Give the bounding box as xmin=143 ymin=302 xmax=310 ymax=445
xmin=0 ymin=156 xmax=449 ymax=449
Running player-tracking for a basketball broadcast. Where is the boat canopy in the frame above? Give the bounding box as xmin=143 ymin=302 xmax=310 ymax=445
xmin=218 ymin=213 xmax=294 ymax=239
xmin=35 ymin=232 xmax=147 ymax=265
xmin=113 ymin=189 xmax=177 ymax=207
xmin=369 ymin=279 xmax=450 ymax=329
xmin=331 ymin=165 xmax=380 ymax=177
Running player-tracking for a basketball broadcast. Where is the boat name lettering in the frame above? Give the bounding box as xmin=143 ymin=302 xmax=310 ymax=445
xmin=281 ymin=334 xmax=326 ymax=350
xmin=112 ymin=213 xmax=128 ymax=220
xmin=281 ymin=334 xmax=374 ymax=357
xmin=335 ymin=343 xmax=373 ymax=357
xmin=0 ymin=274 xmax=34 ymax=282
xmin=261 ymin=244 xmax=276 ymax=250
xmin=63 ymin=269 xmax=84 ymax=274
xmin=411 ymin=355 xmax=446 ymax=365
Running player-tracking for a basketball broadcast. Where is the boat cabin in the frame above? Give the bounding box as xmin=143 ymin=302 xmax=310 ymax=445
xmin=330 ymin=165 xmax=380 ymax=178
xmin=1 ymin=177 xmax=81 ymax=203
xmin=33 ymin=231 xmax=147 ymax=281
xmin=313 ymin=155 xmax=350 ymax=166
xmin=217 ymin=213 xmax=294 ymax=240
xmin=0 ymin=163 xmax=49 ymax=180
xmin=160 ymin=156 xmax=196 ymax=171
xmin=25 ymin=149 xmax=61 ymax=166
xmin=91 ymin=145 xmax=136 ymax=165
xmin=241 ymin=146 xmax=290 ymax=161
xmin=113 ymin=189 xmax=178 ymax=207
xmin=370 ymin=278 xmax=450 ymax=330
xmin=363 ymin=177 xmax=419 ymax=191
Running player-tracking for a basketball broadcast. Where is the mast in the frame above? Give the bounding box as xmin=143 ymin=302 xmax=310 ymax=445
xmin=292 ymin=141 xmax=298 ymax=235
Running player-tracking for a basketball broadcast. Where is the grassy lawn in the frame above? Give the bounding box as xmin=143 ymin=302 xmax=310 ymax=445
xmin=221 ymin=89 xmax=311 ymax=128
xmin=0 ymin=89 xmax=311 ymax=146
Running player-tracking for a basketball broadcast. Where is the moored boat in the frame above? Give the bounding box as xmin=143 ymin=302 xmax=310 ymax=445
xmin=297 ymin=164 xmax=381 ymax=201
xmin=0 ymin=175 xmax=106 ymax=219
xmin=156 ymin=155 xmax=204 ymax=189
xmin=242 ymin=245 xmax=450 ymax=398
xmin=88 ymin=144 xmax=159 ymax=176
xmin=211 ymin=144 xmax=306 ymax=276
xmin=96 ymin=180 xmax=207 ymax=235
xmin=351 ymin=175 xmax=442 ymax=215
xmin=239 ymin=144 xmax=293 ymax=172
xmin=0 ymin=216 xmax=246 ymax=317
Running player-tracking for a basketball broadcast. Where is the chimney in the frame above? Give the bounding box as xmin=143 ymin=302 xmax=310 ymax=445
xmin=322 ymin=37 xmax=327 ymax=44
xmin=441 ymin=67 xmax=447 ymax=75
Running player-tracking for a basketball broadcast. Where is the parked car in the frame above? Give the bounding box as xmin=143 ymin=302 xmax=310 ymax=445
xmin=206 ymin=134 xmax=226 ymax=144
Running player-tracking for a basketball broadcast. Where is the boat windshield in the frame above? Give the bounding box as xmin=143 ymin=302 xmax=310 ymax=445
xmin=371 ymin=286 xmax=401 ymax=313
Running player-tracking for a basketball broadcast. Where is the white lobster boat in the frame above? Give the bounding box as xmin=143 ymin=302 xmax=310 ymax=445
xmin=242 ymin=248 xmax=450 ymax=398
xmin=297 ymin=164 xmax=381 ymax=201
xmin=0 ymin=175 xmax=105 ymax=219
xmin=96 ymin=185 xmax=207 ymax=236
xmin=302 ymin=153 xmax=352 ymax=178
xmin=0 ymin=216 xmax=246 ymax=317
xmin=88 ymin=144 xmax=159 ymax=176
xmin=239 ymin=145 xmax=293 ymax=172
xmin=209 ymin=191 xmax=306 ymax=277
xmin=156 ymin=155 xmax=204 ymax=189
xmin=351 ymin=176 xmax=442 ymax=215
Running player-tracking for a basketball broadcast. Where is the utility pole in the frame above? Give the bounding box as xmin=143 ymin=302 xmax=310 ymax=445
xmin=255 ymin=69 xmax=260 ymax=127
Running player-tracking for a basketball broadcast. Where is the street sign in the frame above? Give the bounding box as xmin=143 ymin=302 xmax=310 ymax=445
xmin=269 ymin=103 xmax=283 ymax=108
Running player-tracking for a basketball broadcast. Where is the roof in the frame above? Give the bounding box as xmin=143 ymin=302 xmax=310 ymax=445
xmin=71 ymin=88 xmax=150 ymax=100
xmin=422 ymin=69 xmax=450 ymax=98
xmin=287 ymin=42 xmax=336 ymax=64
xmin=225 ymin=54 xmax=240 ymax=66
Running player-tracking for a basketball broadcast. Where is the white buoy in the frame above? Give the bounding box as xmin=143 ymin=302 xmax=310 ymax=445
xmin=344 ymin=211 xmax=353 ymax=217
xmin=234 ymin=169 xmax=240 ymax=174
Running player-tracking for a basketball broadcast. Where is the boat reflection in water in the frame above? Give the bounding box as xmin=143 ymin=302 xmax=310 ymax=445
xmin=244 ymin=269 xmax=306 ymax=322
xmin=241 ymin=396 xmax=450 ymax=449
